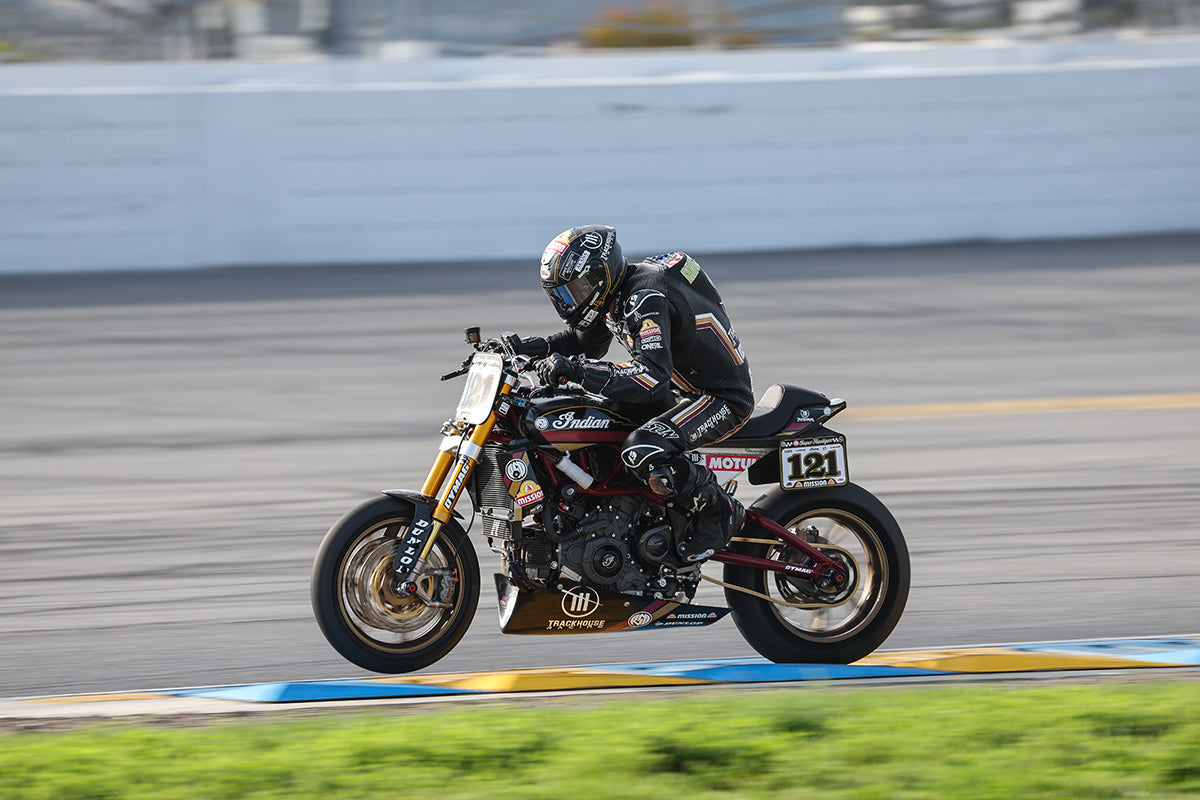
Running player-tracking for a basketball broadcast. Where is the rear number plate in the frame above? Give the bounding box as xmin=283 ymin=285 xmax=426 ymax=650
xmin=780 ymin=435 xmax=848 ymax=489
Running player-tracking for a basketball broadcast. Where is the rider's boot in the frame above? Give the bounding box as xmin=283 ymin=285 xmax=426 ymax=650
xmin=680 ymin=468 xmax=745 ymax=563
xmin=647 ymin=461 xmax=744 ymax=564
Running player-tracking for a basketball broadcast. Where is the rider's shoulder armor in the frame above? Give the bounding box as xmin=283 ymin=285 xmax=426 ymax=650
xmin=639 ymin=252 xmax=722 ymax=306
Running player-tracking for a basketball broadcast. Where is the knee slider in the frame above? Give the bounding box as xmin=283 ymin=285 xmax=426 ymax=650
xmin=645 ymin=462 xmax=680 ymax=497
xmin=620 ymin=427 xmax=676 ymax=480
xmin=623 ymin=429 xmax=700 ymax=499
xmin=645 ymin=455 xmax=704 ymax=499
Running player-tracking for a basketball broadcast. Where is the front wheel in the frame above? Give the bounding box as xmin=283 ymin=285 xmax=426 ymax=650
xmin=311 ymin=495 xmax=479 ymax=673
xmin=723 ymin=483 xmax=909 ymax=664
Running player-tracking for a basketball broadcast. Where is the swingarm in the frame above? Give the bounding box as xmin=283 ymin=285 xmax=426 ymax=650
xmin=712 ymin=509 xmax=851 ymax=596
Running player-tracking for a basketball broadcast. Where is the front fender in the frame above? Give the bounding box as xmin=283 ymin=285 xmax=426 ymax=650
xmin=381 ymin=489 xmax=464 ymax=520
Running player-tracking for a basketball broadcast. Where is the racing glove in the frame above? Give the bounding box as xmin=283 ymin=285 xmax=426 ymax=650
xmin=500 ymin=332 xmax=550 ymax=358
xmin=533 ymin=353 xmax=582 ymax=386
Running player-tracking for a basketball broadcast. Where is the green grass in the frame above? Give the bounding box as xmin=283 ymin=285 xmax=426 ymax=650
xmin=3 ymin=680 xmax=1200 ymax=799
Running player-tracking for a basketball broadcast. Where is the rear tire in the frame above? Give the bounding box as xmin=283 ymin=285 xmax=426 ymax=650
xmin=311 ymin=495 xmax=479 ymax=673
xmin=723 ymin=483 xmax=909 ymax=664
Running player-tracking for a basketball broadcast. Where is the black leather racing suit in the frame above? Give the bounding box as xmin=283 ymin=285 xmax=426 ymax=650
xmin=545 ymin=252 xmax=755 ymax=505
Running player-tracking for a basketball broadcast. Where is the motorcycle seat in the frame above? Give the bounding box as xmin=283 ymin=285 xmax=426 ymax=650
xmin=731 ymin=384 xmax=836 ymax=440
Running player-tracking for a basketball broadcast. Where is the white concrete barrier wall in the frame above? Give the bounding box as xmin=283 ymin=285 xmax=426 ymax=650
xmin=2 ymin=39 xmax=1199 ymax=274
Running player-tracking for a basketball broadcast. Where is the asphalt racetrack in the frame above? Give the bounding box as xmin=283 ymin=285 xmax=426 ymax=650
xmin=2 ymin=234 xmax=1199 ymax=700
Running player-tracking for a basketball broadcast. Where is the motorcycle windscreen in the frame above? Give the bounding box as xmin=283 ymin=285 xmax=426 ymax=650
xmin=455 ymin=352 xmax=504 ymax=425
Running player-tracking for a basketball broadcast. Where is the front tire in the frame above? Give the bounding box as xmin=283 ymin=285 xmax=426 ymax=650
xmin=311 ymin=495 xmax=479 ymax=673
xmin=723 ymin=483 xmax=909 ymax=664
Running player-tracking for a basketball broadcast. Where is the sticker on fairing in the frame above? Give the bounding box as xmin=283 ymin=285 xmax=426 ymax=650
xmin=513 ymin=480 xmax=545 ymax=508
xmin=503 ymin=451 xmax=544 ymax=508
xmin=780 ymin=435 xmax=848 ymax=489
xmin=690 ymin=450 xmax=765 ymax=484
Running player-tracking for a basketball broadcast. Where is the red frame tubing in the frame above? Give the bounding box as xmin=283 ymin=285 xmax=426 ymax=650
xmin=712 ymin=509 xmax=850 ymax=588
xmin=543 ymin=454 xmax=847 ymax=589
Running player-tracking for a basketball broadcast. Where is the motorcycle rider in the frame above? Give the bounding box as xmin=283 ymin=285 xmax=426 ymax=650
xmin=511 ymin=224 xmax=754 ymax=565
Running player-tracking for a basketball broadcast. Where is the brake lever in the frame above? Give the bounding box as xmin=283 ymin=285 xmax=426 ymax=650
xmin=440 ymin=355 xmax=474 ymax=381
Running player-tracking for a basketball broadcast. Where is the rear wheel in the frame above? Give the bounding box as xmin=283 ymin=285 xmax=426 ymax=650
xmin=311 ymin=495 xmax=479 ymax=673
xmin=723 ymin=484 xmax=909 ymax=663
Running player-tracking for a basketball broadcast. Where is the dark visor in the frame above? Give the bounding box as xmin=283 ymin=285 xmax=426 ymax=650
xmin=547 ymin=276 xmax=595 ymax=316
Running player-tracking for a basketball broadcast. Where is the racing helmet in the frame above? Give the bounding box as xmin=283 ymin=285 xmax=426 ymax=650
xmin=539 ymin=225 xmax=626 ymax=329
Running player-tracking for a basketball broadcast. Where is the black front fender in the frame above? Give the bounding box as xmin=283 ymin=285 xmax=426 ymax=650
xmin=381 ymin=489 xmax=464 ymax=520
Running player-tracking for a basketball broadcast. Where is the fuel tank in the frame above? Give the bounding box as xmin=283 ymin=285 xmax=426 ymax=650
xmin=524 ymin=393 xmax=640 ymax=450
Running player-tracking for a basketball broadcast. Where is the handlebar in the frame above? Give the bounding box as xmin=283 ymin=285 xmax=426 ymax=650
xmin=439 ymin=328 xmax=535 ymax=381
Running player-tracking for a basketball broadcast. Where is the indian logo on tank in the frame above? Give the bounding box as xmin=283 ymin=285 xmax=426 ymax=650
xmin=547 ymin=411 xmax=611 ymax=430
xmin=528 ymin=402 xmax=637 ymax=449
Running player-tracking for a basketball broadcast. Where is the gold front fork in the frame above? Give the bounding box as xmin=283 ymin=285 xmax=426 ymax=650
xmin=414 ymin=378 xmax=515 ymax=561
xmin=419 ymin=448 xmax=456 ymax=499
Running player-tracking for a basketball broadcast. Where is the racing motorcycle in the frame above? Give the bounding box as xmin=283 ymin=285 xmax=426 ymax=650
xmin=311 ymin=328 xmax=910 ymax=673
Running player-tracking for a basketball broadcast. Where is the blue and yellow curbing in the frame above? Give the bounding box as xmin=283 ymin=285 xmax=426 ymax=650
xmin=8 ymin=636 xmax=1200 ymax=713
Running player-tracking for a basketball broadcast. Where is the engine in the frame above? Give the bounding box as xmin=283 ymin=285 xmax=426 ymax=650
xmin=556 ymin=494 xmax=678 ymax=596
xmin=472 ymin=442 xmax=697 ymax=599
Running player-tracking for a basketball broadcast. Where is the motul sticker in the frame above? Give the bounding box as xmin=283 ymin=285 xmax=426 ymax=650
xmin=705 ymin=453 xmax=762 ymax=473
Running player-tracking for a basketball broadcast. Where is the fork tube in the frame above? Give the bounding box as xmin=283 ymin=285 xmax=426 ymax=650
xmin=408 ymin=418 xmax=496 ymax=574
xmin=427 ymin=378 xmax=516 ymax=530
xmin=401 ymin=373 xmax=517 ymax=589
xmin=419 ymin=449 xmax=455 ymax=498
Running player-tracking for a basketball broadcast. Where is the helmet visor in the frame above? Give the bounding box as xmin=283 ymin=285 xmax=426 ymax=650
xmin=546 ymin=276 xmax=596 ymax=320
